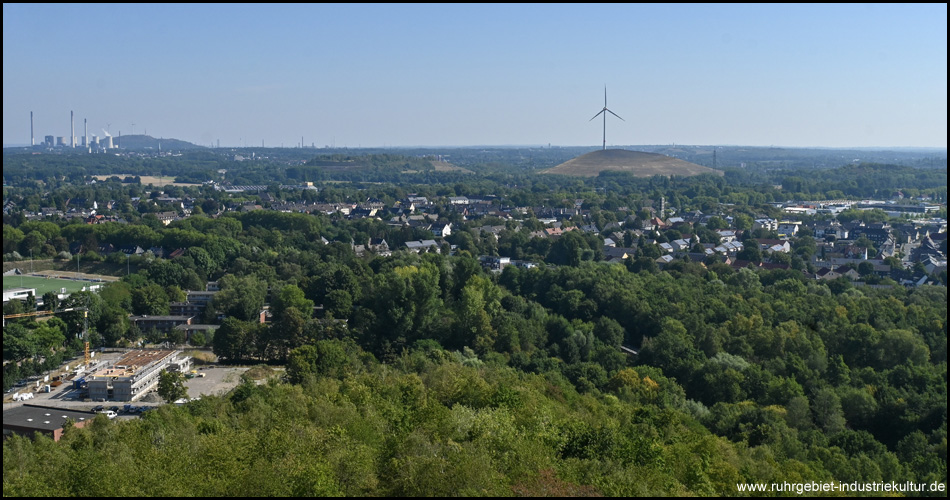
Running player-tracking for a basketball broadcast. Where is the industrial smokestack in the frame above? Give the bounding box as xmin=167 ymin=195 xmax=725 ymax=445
xmin=71 ymin=111 xmax=75 ymax=148
xmin=31 ymin=111 xmax=34 ymax=146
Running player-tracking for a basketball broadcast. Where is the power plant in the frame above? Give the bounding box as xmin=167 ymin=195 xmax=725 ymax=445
xmin=29 ymin=111 xmax=117 ymax=151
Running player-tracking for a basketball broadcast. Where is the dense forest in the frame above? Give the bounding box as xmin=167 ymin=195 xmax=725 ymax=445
xmin=2 ymin=147 xmax=947 ymax=496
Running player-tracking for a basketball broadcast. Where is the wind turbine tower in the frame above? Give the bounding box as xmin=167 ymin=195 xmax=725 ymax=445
xmin=589 ymin=87 xmax=624 ymax=151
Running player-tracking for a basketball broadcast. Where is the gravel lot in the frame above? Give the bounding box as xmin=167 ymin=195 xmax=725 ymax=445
xmin=184 ymin=365 xmax=249 ymax=399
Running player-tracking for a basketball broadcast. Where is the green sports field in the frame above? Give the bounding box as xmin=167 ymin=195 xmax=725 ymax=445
xmin=3 ymin=275 xmax=92 ymax=297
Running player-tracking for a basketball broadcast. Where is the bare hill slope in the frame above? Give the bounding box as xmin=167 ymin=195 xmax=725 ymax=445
xmin=542 ymin=149 xmax=722 ymax=177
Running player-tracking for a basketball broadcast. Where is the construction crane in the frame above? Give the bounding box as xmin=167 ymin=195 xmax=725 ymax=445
xmin=3 ymin=306 xmax=91 ymax=364
xmin=2 ymin=306 xmax=86 ymax=326
xmin=1 ymin=310 xmax=55 ymax=322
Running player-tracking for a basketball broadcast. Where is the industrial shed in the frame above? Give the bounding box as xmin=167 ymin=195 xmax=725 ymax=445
xmin=3 ymin=404 xmax=96 ymax=441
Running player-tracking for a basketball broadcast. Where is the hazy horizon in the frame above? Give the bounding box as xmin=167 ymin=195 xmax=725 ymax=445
xmin=3 ymin=140 xmax=948 ymax=152
xmin=4 ymin=4 xmax=947 ymax=149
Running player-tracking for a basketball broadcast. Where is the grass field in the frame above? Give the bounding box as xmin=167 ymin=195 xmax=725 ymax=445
xmin=431 ymin=160 xmax=473 ymax=173
xmin=3 ymin=275 xmax=94 ymax=296
xmin=92 ymin=175 xmax=200 ymax=187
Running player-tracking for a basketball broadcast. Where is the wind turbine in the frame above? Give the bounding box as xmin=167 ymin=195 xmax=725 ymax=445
xmin=589 ymin=87 xmax=623 ymax=150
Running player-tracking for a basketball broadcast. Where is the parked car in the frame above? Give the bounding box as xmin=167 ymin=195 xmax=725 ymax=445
xmin=102 ymin=410 xmax=118 ymax=419
xmin=92 ymin=405 xmax=104 ymax=412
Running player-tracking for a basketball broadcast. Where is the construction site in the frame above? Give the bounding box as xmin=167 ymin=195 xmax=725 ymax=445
xmin=85 ymin=349 xmax=191 ymax=402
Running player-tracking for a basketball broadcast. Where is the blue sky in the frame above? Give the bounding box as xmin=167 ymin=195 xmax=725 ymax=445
xmin=3 ymin=3 xmax=946 ymax=148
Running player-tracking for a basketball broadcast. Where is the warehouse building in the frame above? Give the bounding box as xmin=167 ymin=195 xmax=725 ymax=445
xmin=3 ymin=404 xmax=96 ymax=441
xmin=87 ymin=349 xmax=191 ymax=402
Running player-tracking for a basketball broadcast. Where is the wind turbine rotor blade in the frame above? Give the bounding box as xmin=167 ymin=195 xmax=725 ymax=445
xmin=589 ymin=109 xmax=606 ymax=121
xmin=606 ymin=109 xmax=624 ymax=121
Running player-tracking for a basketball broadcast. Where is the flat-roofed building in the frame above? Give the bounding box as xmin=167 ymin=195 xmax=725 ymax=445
xmin=186 ymin=290 xmax=217 ymax=307
xmin=130 ymin=315 xmax=194 ymax=333
xmin=174 ymin=323 xmax=219 ymax=343
xmin=3 ymin=287 xmax=36 ymax=303
xmin=169 ymin=302 xmax=204 ymax=317
xmin=405 ymin=240 xmax=441 ymax=253
xmin=86 ymin=349 xmax=191 ymax=402
xmin=3 ymin=404 xmax=96 ymax=441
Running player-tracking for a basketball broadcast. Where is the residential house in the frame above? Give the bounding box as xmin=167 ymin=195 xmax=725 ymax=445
xmin=851 ymin=223 xmax=892 ymax=245
xmin=671 ymin=239 xmax=693 ymax=252
xmin=120 ymin=245 xmax=145 ymax=256
xmin=716 ymin=230 xmax=737 ymax=243
xmin=812 ymin=220 xmax=849 ymax=240
xmin=777 ymin=221 xmax=801 ymax=238
xmin=155 ymin=211 xmax=180 ymax=225
xmin=757 ymin=239 xmax=792 ymax=253
xmin=431 ymin=222 xmax=452 ymax=238
xmin=166 ymin=248 xmax=186 ymax=259
xmin=815 ymin=267 xmax=843 ymax=280
xmin=753 ymin=218 xmax=779 ymax=232
xmin=475 ymin=225 xmax=506 ymax=241
xmin=603 ymin=247 xmax=637 ymax=263
xmin=713 ymin=241 xmax=744 ymax=255
xmin=655 ymin=254 xmax=676 ymax=267
xmin=369 ymin=238 xmax=391 ymax=256
xmin=912 ymin=236 xmax=945 ymax=263
xmin=479 ymin=256 xmax=511 ymax=272
xmin=405 ymin=240 xmax=441 ymax=253
xmin=545 ymin=226 xmax=576 ymax=238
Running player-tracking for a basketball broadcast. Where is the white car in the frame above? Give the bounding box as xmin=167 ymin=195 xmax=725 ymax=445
xmin=100 ymin=410 xmax=118 ymax=419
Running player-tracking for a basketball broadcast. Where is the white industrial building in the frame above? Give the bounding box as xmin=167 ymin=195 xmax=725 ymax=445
xmin=2 ymin=287 xmax=36 ymax=303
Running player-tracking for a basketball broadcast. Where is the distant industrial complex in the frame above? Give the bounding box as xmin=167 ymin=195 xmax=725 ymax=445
xmin=30 ymin=110 xmax=116 ymax=152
